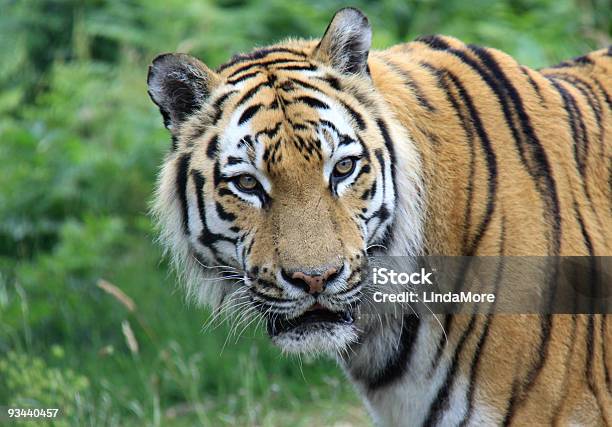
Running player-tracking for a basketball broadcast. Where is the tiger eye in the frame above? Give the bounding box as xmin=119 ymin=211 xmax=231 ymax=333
xmin=334 ymin=158 xmax=355 ymax=176
xmin=237 ymin=174 xmax=258 ymax=191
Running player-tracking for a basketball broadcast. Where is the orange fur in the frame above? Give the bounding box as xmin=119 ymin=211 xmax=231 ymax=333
xmin=149 ymin=15 xmax=611 ymax=426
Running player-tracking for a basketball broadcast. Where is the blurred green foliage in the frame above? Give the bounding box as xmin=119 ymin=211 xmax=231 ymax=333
xmin=0 ymin=0 xmax=609 ymax=425
xmin=0 ymin=350 xmax=90 ymax=426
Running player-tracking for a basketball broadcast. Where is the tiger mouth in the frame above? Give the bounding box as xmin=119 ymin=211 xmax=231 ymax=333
xmin=266 ymin=307 xmax=354 ymax=336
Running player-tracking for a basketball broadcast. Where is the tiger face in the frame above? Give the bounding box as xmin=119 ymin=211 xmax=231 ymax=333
xmin=148 ymin=8 xmax=422 ymax=354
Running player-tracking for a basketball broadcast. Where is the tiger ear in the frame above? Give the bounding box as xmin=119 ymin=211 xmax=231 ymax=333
xmin=313 ymin=7 xmax=372 ymax=76
xmin=147 ymin=53 xmax=219 ymax=133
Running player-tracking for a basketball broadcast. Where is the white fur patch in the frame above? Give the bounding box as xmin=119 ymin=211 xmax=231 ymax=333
xmin=272 ymin=323 xmax=359 ymax=356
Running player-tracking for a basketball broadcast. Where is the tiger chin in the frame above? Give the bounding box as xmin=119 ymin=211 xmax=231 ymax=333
xmin=147 ymin=7 xmax=611 ymax=427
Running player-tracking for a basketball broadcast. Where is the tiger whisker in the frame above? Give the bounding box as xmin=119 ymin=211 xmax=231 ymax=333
xmin=198 ymin=274 xmax=244 ymax=282
xmin=366 ymin=243 xmax=388 ymax=251
xmin=202 ymin=290 xmax=250 ymax=331
xmin=191 ymin=255 xmax=241 ymax=272
xmin=234 ymin=309 xmax=264 ymax=343
xmin=412 ymin=295 xmax=448 ymax=344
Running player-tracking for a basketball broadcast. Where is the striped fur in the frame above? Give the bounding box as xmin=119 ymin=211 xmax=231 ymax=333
xmin=148 ymin=8 xmax=611 ymax=426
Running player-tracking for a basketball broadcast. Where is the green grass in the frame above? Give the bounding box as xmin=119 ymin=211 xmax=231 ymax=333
xmin=0 ymin=232 xmax=368 ymax=426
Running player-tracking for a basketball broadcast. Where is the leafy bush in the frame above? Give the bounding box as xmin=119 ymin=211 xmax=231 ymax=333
xmin=0 ymin=350 xmax=90 ymax=426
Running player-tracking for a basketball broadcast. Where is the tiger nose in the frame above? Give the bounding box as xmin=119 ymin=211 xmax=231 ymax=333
xmin=284 ymin=267 xmax=339 ymax=295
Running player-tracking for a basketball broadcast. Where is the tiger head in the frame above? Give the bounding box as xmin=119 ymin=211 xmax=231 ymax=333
xmin=148 ymin=8 xmax=423 ymax=355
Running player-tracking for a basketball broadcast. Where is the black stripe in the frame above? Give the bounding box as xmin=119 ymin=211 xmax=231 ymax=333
xmin=364 ymin=189 xmax=392 ymax=227
xmin=192 ymin=171 xmax=236 ymax=251
xmin=340 ymin=100 xmax=366 ymax=131
xmin=575 ymin=202 xmax=594 ymax=256
xmin=502 ymin=376 xmax=522 ymax=426
xmin=226 ymin=70 xmax=262 ymax=85
xmin=381 ymin=57 xmax=436 ymax=112
xmin=366 ymin=148 xmax=392 ymax=243
xmin=210 ymin=90 xmax=237 ymax=125
xmin=374 ymin=204 xmax=390 ymax=222
xmin=226 ymin=58 xmax=311 ymax=79
xmin=547 ymin=78 xmax=608 ymax=241
xmin=574 ymin=200 xmax=599 ymax=313
xmin=591 ymin=77 xmax=612 ymax=110
xmin=423 ymin=315 xmax=478 ymax=427
xmin=459 ymin=317 xmax=492 ymax=427
xmin=574 ymin=54 xmax=594 ymax=65
xmin=218 ymin=187 xmax=238 ymax=198
xmin=415 ymin=35 xmax=451 ymax=50
xmin=430 ymin=67 xmax=476 ymax=251
xmin=192 ymin=170 xmax=209 ymax=226
xmin=212 ymin=159 xmax=223 ymax=187
xmin=246 ymin=236 xmax=255 ymax=256
xmin=294 ymin=96 xmax=329 ymax=109
xmin=603 ymin=315 xmax=611 ymax=393
xmin=548 ymin=78 xmax=589 ymax=176
xmin=356 ymin=136 xmax=371 ymax=161
xmin=550 ymin=315 xmax=579 ymax=425
xmin=206 ymin=135 xmax=219 ymax=159
xmin=375 ymin=119 xmax=396 ymax=183
xmin=446 ymin=71 xmax=497 ymax=255
xmin=429 ymin=259 xmax=480 ymax=374
xmin=508 ymin=258 xmax=561 ymax=421
xmin=316 ymin=75 xmax=341 ymax=90
xmin=226 ymin=156 xmax=244 ymax=166
xmin=368 ymin=176 xmax=378 ymax=200
xmin=215 ymin=201 xmax=236 ymax=222
xmin=548 ymin=75 xmax=609 ymax=239
xmin=288 ymin=78 xmax=322 ymax=93
xmin=218 ymin=47 xmax=307 ymax=72
xmin=553 ymin=73 xmax=606 ymax=158
xmin=238 ymin=104 xmax=263 ymax=125
xmin=549 ymin=73 xmax=602 ymax=123
xmin=317 ymin=119 xmax=339 ymax=133
xmin=254 ymin=122 xmax=282 ymax=140
xmin=176 ymin=153 xmax=191 ymax=235
xmin=366 ymin=315 xmax=421 ymax=389
xmin=250 ymin=288 xmax=298 ymax=305
xmin=504 ymin=314 xmax=553 ymax=426
xmin=372 ymin=149 xmax=387 ymax=196
xmin=338 ymin=136 xmax=356 ymax=147
xmin=273 ymin=63 xmax=317 ymax=72
xmin=609 ymin=162 xmax=612 ymax=215
xmin=460 ymin=220 xmax=506 ymax=426
xmin=420 ymin=65 xmax=498 ymax=255
xmin=520 ymin=66 xmax=544 ymax=104
xmin=585 ymin=316 xmax=599 ymax=412
xmin=467 ymin=44 xmax=561 ymax=255
xmin=529 ymin=317 xmax=554 ymax=382
xmin=236 ymin=82 xmax=269 ymax=107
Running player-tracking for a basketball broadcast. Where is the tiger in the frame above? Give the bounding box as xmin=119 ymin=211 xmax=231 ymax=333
xmin=146 ymin=7 xmax=612 ymax=426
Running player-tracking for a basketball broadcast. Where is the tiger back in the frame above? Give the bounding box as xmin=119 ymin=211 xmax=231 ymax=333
xmin=357 ymin=35 xmax=612 ymax=426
